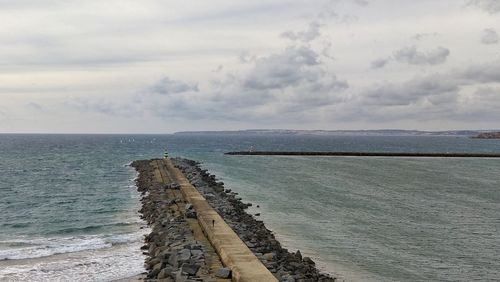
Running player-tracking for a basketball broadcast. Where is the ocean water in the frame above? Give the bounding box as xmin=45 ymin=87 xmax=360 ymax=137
xmin=1 ymin=134 xmax=499 ymax=281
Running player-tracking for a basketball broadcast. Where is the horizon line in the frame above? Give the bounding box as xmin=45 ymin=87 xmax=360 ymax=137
xmin=1 ymin=128 xmax=499 ymax=135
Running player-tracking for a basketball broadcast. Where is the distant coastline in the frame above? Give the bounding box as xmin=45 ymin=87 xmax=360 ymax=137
xmin=174 ymin=129 xmax=498 ymax=137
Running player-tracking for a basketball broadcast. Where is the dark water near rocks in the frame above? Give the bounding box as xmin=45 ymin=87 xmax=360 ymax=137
xmin=1 ymin=134 xmax=499 ymax=281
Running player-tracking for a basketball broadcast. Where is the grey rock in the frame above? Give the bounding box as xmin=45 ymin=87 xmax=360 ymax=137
xmin=148 ymin=243 xmax=157 ymax=254
xmin=160 ymin=249 xmax=172 ymax=259
xmin=186 ymin=210 xmax=197 ymax=219
xmin=170 ymin=241 xmax=183 ymax=249
xmin=149 ymin=262 xmax=162 ymax=278
xmin=215 ymin=267 xmax=231 ymax=278
xmin=153 ymin=262 xmax=163 ymax=271
xmin=181 ymin=263 xmax=200 ymax=275
xmin=147 ymin=257 xmax=161 ymax=269
xmin=205 ymin=193 xmax=216 ymax=200
xmin=149 ymin=267 xmax=161 ymax=279
xmin=190 ymin=243 xmax=202 ymax=250
xmin=178 ymin=248 xmax=191 ymax=262
xmin=295 ymin=250 xmax=302 ymax=260
xmin=175 ymin=270 xmax=187 ymax=282
xmin=190 ymin=249 xmax=203 ymax=257
xmin=245 ymin=241 xmax=256 ymax=248
xmin=167 ymin=253 xmax=178 ymax=268
xmin=303 ymin=257 xmax=315 ymax=265
xmin=157 ymin=268 xmax=168 ymax=279
xmin=154 ymin=245 xmax=169 ymax=257
xmin=263 ymin=252 xmax=275 ymax=261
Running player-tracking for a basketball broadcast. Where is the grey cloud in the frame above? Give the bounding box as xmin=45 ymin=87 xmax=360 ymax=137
xmin=0 ymin=1 xmax=320 ymax=69
xmin=317 ymin=1 xmax=338 ymax=20
xmin=393 ymin=45 xmax=450 ymax=65
xmin=240 ymin=44 xmax=348 ymax=110
xmin=469 ymin=0 xmax=500 ymax=14
xmin=347 ymin=60 xmax=500 ymax=123
xmin=363 ymin=74 xmax=458 ymax=106
xmin=460 ymin=61 xmax=500 ymax=83
xmin=473 ymin=86 xmax=500 ymax=101
xmin=213 ymin=65 xmax=224 ymax=73
xmin=243 ymin=46 xmax=320 ymax=90
xmin=239 ymin=52 xmax=257 ymax=63
xmin=321 ymin=41 xmax=334 ymax=59
xmin=151 ymin=77 xmax=198 ymax=95
xmin=149 ymin=42 xmax=348 ymax=123
xmin=0 ymin=107 xmax=7 ymax=119
xmin=371 ymin=45 xmax=449 ymax=69
xmin=281 ymin=22 xmax=321 ymax=43
xmin=412 ymin=33 xmax=439 ymax=40
xmin=370 ymin=58 xmax=391 ymax=69
xmin=452 ymin=86 xmax=500 ymax=122
xmin=64 ymin=98 xmax=138 ymax=116
xmin=144 ymin=12 xmax=350 ymax=123
xmin=353 ymin=0 xmax=369 ymax=6
xmin=362 ymin=60 xmax=500 ymax=108
xmin=26 ymin=102 xmax=44 ymax=111
xmin=481 ymin=28 xmax=499 ymax=44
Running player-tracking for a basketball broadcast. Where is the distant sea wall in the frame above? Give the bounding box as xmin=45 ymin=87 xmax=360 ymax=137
xmin=225 ymin=152 xmax=500 ymax=158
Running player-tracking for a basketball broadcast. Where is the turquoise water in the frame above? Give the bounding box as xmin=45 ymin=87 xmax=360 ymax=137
xmin=1 ymin=134 xmax=499 ymax=281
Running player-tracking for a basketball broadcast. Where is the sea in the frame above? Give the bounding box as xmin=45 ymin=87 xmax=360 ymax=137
xmin=0 ymin=133 xmax=499 ymax=281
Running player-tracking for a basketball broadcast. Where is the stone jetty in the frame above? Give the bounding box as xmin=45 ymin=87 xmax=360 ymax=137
xmin=131 ymin=157 xmax=337 ymax=282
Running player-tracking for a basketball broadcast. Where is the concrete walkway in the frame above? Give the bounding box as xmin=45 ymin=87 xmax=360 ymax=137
xmin=164 ymin=158 xmax=278 ymax=282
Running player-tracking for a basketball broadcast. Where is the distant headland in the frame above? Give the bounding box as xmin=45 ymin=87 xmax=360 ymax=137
xmin=174 ymin=129 xmax=499 ymax=137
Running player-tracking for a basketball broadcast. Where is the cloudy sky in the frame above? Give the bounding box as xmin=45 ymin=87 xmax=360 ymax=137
xmin=1 ymin=0 xmax=499 ymax=133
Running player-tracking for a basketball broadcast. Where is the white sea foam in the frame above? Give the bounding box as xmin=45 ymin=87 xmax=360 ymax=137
xmin=0 ymin=238 xmax=147 ymax=282
xmin=0 ymin=230 xmax=145 ymax=261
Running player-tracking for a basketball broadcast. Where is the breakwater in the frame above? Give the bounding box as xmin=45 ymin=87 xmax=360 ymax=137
xmin=131 ymin=158 xmax=336 ymax=281
xmin=132 ymin=159 xmax=218 ymax=281
xmin=225 ymin=151 xmax=500 ymax=158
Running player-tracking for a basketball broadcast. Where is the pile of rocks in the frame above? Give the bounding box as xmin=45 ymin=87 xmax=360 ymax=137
xmin=131 ymin=160 xmax=209 ymax=282
xmin=173 ymin=158 xmax=337 ymax=282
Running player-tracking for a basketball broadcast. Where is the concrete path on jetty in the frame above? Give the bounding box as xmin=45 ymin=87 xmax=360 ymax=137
xmin=225 ymin=151 xmax=500 ymax=158
xmin=162 ymin=158 xmax=278 ymax=282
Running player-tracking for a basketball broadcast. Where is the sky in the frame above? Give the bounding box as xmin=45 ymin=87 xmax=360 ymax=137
xmin=0 ymin=0 xmax=499 ymax=133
